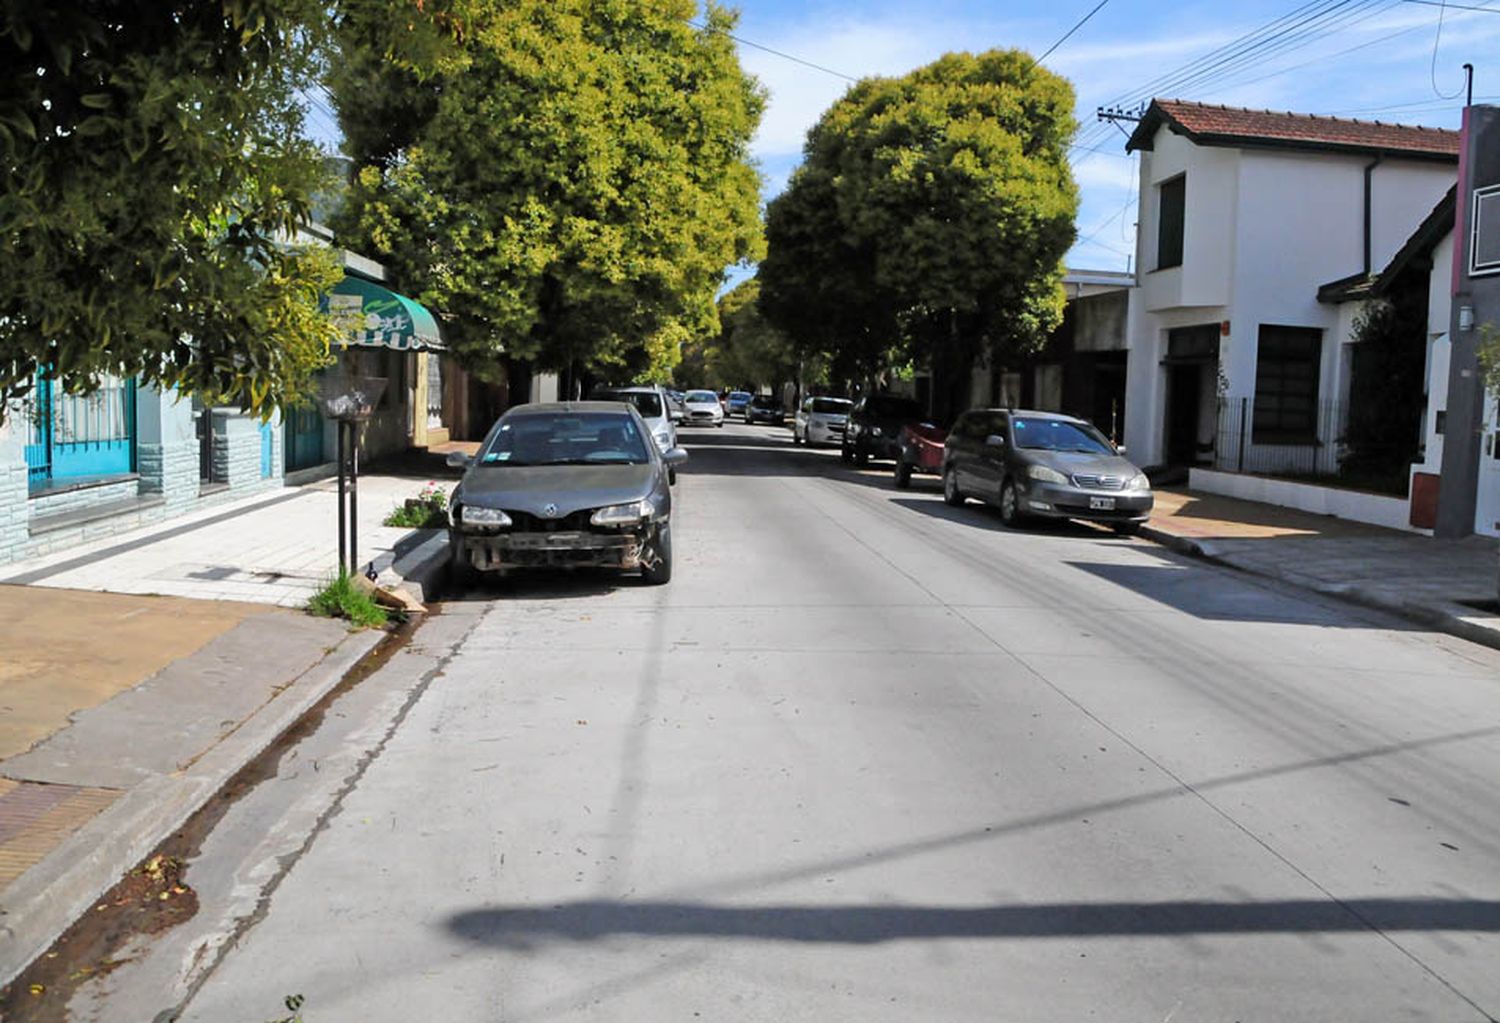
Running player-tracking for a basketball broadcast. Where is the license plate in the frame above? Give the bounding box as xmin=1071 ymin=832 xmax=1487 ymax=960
xmin=1089 ymin=497 xmax=1116 ymax=510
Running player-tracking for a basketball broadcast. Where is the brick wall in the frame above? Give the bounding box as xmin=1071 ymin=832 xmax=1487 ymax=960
xmin=27 ymin=479 xmax=140 ymax=518
xmin=0 ymin=412 xmax=30 ymax=566
xmin=138 ymin=439 xmax=199 ymax=509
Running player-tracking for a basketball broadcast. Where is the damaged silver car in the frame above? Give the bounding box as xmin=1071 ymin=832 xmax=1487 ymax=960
xmin=447 ymin=402 xmax=688 ymax=585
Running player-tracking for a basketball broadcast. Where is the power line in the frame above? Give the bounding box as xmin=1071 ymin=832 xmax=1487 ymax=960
xmin=1039 ymin=0 xmax=1111 ymax=62
xmin=690 ymin=20 xmax=857 ymax=83
xmin=1402 ymin=0 xmax=1500 ymax=10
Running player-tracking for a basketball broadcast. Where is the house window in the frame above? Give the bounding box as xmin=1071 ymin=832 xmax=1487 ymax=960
xmin=1156 ymin=175 xmax=1185 ymax=270
xmin=1253 ymin=326 xmax=1322 ymax=443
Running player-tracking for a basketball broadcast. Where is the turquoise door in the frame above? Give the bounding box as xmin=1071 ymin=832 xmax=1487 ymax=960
xmin=284 ymin=404 xmax=325 ymax=471
xmin=261 ymin=422 xmax=274 ymax=478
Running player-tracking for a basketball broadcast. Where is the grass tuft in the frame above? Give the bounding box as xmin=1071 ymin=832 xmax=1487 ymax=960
xmin=307 ymin=570 xmax=388 ymax=629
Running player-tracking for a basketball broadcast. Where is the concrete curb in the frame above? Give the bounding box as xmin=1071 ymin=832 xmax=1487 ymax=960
xmin=1139 ymin=524 xmax=1500 ymax=654
xmin=0 ymin=628 xmax=384 ymax=987
xmin=373 ymin=529 xmax=450 ymax=606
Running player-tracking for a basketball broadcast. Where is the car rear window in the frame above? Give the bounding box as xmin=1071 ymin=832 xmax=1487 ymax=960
xmin=593 ymin=389 xmax=663 ymax=419
xmin=811 ymin=398 xmax=851 ymax=414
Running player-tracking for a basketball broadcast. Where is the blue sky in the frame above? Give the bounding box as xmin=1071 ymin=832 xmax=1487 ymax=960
xmin=721 ymin=0 xmax=1500 ymax=276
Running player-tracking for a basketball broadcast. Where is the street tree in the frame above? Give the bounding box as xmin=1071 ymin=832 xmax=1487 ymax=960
xmin=759 ymin=49 xmax=1078 ymax=419
xmin=0 ymin=0 xmax=341 ymax=418
xmin=329 ymin=0 xmax=765 ymax=387
xmin=702 ymin=280 xmax=806 ymax=391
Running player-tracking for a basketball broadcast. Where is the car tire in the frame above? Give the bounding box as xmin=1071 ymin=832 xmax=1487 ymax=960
xmin=942 ymin=466 xmax=965 ymax=506
xmin=840 ymin=442 xmax=852 ymax=463
xmin=894 ymin=459 xmax=912 ymax=489
xmin=998 ymin=479 xmax=1026 ymax=528
xmin=1112 ymin=521 xmax=1143 ymax=537
xmin=641 ymin=524 xmax=673 ymax=585
xmin=854 ymin=444 xmax=870 ymax=468
xmin=716 ymin=421 xmax=724 ymax=428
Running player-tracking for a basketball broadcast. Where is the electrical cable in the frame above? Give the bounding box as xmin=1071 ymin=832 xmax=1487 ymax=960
xmin=1039 ymin=0 xmax=1111 ymax=62
xmin=689 ymin=20 xmax=857 ymax=82
xmin=1428 ymin=1 xmax=1468 ymax=97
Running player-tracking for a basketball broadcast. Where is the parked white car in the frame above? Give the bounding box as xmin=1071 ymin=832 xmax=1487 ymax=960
xmin=794 ymin=396 xmax=852 ymax=447
xmin=682 ymin=389 xmax=725 ymax=427
xmin=590 ymin=385 xmax=677 ymax=453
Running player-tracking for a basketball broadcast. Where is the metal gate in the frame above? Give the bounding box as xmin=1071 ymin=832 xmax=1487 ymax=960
xmin=23 ymin=375 xmax=136 ymax=486
xmin=284 ymin=404 xmax=325 ymax=472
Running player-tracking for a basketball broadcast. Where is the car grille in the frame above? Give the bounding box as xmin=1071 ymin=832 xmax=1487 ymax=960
xmin=504 ymin=509 xmax=598 ymax=532
xmin=1071 ymin=474 xmax=1125 ymax=490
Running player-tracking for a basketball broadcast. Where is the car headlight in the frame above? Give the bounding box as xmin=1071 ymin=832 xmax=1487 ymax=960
xmin=1026 ymin=465 xmax=1069 ymax=485
xmin=871 ymin=426 xmax=882 ymax=437
xmin=1127 ymin=472 xmax=1151 ymax=491
xmin=654 ymin=429 xmax=672 ymax=447
xmin=590 ymin=500 xmax=652 ymax=527
xmin=460 ymin=504 xmax=512 ymax=526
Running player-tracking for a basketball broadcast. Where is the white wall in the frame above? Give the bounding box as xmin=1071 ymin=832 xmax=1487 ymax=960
xmin=1189 ymin=467 xmax=1416 ymax=531
xmin=1139 ymin=131 xmax=1238 ymax=313
xmin=1418 ymin=231 xmax=1457 ymax=473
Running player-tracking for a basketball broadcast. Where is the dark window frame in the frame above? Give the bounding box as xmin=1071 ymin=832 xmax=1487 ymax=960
xmin=1156 ymin=174 xmax=1185 ymax=271
xmin=1252 ymin=325 xmax=1322 ymax=444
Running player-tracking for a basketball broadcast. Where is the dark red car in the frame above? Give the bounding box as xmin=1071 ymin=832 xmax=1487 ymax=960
xmin=894 ymin=420 xmax=949 ymax=488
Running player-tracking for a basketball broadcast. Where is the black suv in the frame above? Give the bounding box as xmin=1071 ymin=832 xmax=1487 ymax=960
xmin=842 ymin=394 xmax=925 ymax=466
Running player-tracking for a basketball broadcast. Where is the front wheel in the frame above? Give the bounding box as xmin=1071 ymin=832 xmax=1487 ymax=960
xmin=1112 ymin=521 xmax=1143 ymax=537
xmin=894 ymin=459 xmax=912 ymax=489
xmin=942 ymin=466 xmax=965 ymax=506
xmin=998 ymin=479 xmax=1025 ymax=528
xmin=641 ymin=524 xmax=673 ymax=585
xmin=854 ymin=443 xmax=870 ymax=468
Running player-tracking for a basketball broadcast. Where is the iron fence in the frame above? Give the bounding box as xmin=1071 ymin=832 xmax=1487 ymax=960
xmin=1209 ymin=396 xmax=1415 ymax=496
xmin=23 ymin=375 xmax=136 ymax=485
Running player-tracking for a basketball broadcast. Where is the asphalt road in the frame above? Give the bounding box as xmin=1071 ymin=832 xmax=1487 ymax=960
xmin=94 ymin=423 xmax=1500 ymax=1020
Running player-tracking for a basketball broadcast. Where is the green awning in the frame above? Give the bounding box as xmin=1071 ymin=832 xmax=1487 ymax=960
xmin=327 ymin=275 xmax=444 ymax=351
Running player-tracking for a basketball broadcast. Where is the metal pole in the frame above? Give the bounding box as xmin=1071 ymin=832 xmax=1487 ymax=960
xmin=336 ymin=421 xmax=347 ymax=575
xmin=350 ymin=423 xmax=359 ymax=576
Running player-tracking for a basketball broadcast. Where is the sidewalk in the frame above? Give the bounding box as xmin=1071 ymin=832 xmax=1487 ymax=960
xmin=1143 ymin=488 xmax=1500 ymax=651
xmin=0 ymin=464 xmax=458 ymax=985
xmin=0 ymin=470 xmax=455 ymax=607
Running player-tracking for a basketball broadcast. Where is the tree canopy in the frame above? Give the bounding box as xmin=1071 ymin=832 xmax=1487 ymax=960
xmin=329 ymin=0 xmax=766 ymax=386
xmin=759 ymin=49 xmax=1078 ymax=419
xmin=0 ymin=0 xmax=340 ymax=417
xmin=677 ymin=279 xmax=812 ymax=392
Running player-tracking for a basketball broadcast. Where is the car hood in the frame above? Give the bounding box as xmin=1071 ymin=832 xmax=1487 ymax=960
xmin=457 ymin=462 xmax=657 ymax=518
xmin=1022 ymin=449 xmax=1140 ymax=479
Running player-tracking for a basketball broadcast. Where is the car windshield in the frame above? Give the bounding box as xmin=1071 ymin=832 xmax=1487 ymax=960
xmin=685 ymin=390 xmax=717 ymax=403
xmin=811 ymin=398 xmax=851 ymax=414
xmin=729 ymin=392 xmax=751 ymax=401
xmin=1012 ymin=417 xmax=1114 ymax=454
xmin=866 ymin=396 xmax=923 ymax=419
xmin=593 ymin=390 xmax=663 ymax=419
xmin=479 ymin=413 xmax=651 ymax=466
xmin=751 ymin=396 xmax=780 ymax=408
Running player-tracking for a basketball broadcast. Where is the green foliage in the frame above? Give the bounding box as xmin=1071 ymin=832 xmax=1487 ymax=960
xmin=383 ymin=482 xmax=449 ymax=528
xmin=1478 ymin=322 xmax=1500 ymax=397
xmin=684 ymin=279 xmax=811 ymax=390
xmin=329 ymin=1 xmax=766 ymax=385
xmin=266 ymin=993 xmax=306 ymax=1023
xmin=760 ymin=49 xmax=1078 ymax=417
xmin=307 ymin=571 xmax=388 ymax=629
xmin=0 ymin=0 xmax=342 ymax=419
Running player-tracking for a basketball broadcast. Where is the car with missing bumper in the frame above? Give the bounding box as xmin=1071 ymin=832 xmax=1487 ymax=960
xmin=941 ymin=408 xmax=1152 ymax=534
xmin=447 ymin=402 xmax=687 ymax=584
xmin=894 ymin=420 xmax=949 ymax=488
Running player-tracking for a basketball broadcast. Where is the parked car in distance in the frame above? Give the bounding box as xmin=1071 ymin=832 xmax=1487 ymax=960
xmin=894 ymin=421 xmax=949 ymax=488
xmin=682 ymin=389 xmax=724 ymax=427
xmin=844 ymin=394 xmax=926 ymax=466
xmin=447 ymin=402 xmax=687 ymax=584
xmin=725 ymin=391 xmax=753 ymax=417
xmin=744 ymin=393 xmax=786 ymax=425
xmin=941 ymin=408 xmax=1152 ymax=534
xmin=794 ymin=396 xmax=852 ymax=447
xmin=590 ymin=385 xmax=677 ymax=454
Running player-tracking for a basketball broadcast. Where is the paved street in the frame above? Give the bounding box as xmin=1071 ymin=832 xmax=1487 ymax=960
xmin=66 ymin=423 xmax=1500 ymax=1021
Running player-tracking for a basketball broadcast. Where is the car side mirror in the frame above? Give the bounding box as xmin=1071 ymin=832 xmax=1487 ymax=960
xmin=985 ymin=434 xmax=1007 ymax=448
xmin=446 ymin=451 xmax=472 ymax=468
xmin=663 ymin=447 xmax=689 ymax=466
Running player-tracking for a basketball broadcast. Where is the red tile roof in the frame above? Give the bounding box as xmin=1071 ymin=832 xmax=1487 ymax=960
xmin=1126 ymin=99 xmax=1460 ymax=160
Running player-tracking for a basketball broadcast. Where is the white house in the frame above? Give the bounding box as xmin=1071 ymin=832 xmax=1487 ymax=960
xmin=1120 ymin=99 xmax=1459 ymax=497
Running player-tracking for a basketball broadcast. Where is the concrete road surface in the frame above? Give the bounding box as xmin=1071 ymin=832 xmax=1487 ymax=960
xmin=81 ymin=423 xmax=1500 ymax=1021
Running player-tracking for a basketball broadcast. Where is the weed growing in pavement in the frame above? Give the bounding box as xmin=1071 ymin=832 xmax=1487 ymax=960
xmin=307 ymin=571 xmax=388 ymax=629
xmin=383 ymin=481 xmax=448 ymax=528
xmin=266 ymin=994 xmax=306 ymax=1022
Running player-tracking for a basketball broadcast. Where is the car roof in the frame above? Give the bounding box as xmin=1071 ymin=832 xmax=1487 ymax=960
xmin=592 ymin=385 xmax=660 ymax=394
xmin=507 ymin=401 xmax=637 ymax=416
xmin=965 ymin=408 xmax=1085 ymax=423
